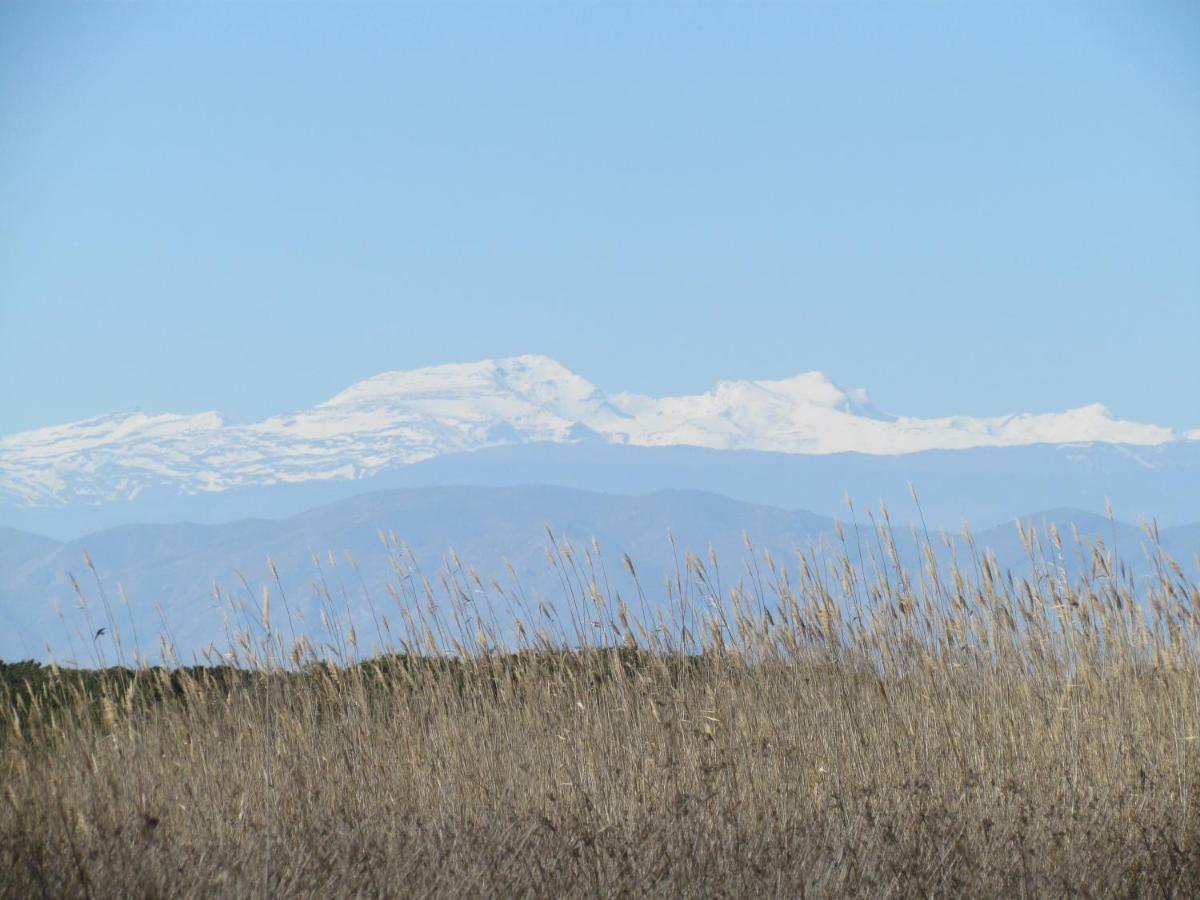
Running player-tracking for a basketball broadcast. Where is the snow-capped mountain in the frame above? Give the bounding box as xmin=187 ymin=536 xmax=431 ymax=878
xmin=0 ymin=354 xmax=1190 ymax=508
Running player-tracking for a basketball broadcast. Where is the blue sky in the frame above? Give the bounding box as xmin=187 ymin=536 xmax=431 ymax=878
xmin=1 ymin=1 xmax=1197 ymax=434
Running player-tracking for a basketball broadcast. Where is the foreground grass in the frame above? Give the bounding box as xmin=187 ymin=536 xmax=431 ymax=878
xmin=2 ymin=524 xmax=1199 ymax=897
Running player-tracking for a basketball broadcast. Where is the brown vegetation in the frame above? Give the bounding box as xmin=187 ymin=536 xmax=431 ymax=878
xmin=2 ymin=518 xmax=1198 ymax=897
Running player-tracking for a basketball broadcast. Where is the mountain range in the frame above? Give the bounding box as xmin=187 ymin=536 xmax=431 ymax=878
xmin=4 ymin=355 xmax=1196 ymax=519
xmin=3 ymin=350 xmax=1196 ymax=661
xmin=3 ymin=485 xmax=1196 ymax=665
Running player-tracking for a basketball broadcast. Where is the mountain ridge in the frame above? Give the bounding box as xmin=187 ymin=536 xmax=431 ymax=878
xmin=2 ymin=355 xmax=1193 ymax=510
xmin=1 ymin=485 xmax=1195 ymax=664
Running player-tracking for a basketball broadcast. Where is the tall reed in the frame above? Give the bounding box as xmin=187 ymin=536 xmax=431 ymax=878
xmin=2 ymin=516 xmax=1198 ymax=897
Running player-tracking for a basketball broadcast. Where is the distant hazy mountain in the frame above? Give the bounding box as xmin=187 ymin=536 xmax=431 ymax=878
xmin=4 ymin=438 xmax=1198 ymax=541
xmin=3 ymin=355 xmax=1192 ymax=513
xmin=1 ymin=486 xmax=1195 ymax=664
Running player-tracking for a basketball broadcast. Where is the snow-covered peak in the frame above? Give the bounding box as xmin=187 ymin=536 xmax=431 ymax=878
xmin=715 ymin=371 xmax=890 ymax=419
xmin=717 ymin=371 xmax=850 ymax=407
xmin=256 ymin=355 xmax=619 ymax=451
xmin=0 ymin=356 xmax=1189 ymax=508
xmin=325 ymin=355 xmax=589 ymax=406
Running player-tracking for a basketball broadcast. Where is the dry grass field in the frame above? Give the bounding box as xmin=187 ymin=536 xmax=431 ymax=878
xmin=2 ymin=518 xmax=1199 ymax=897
